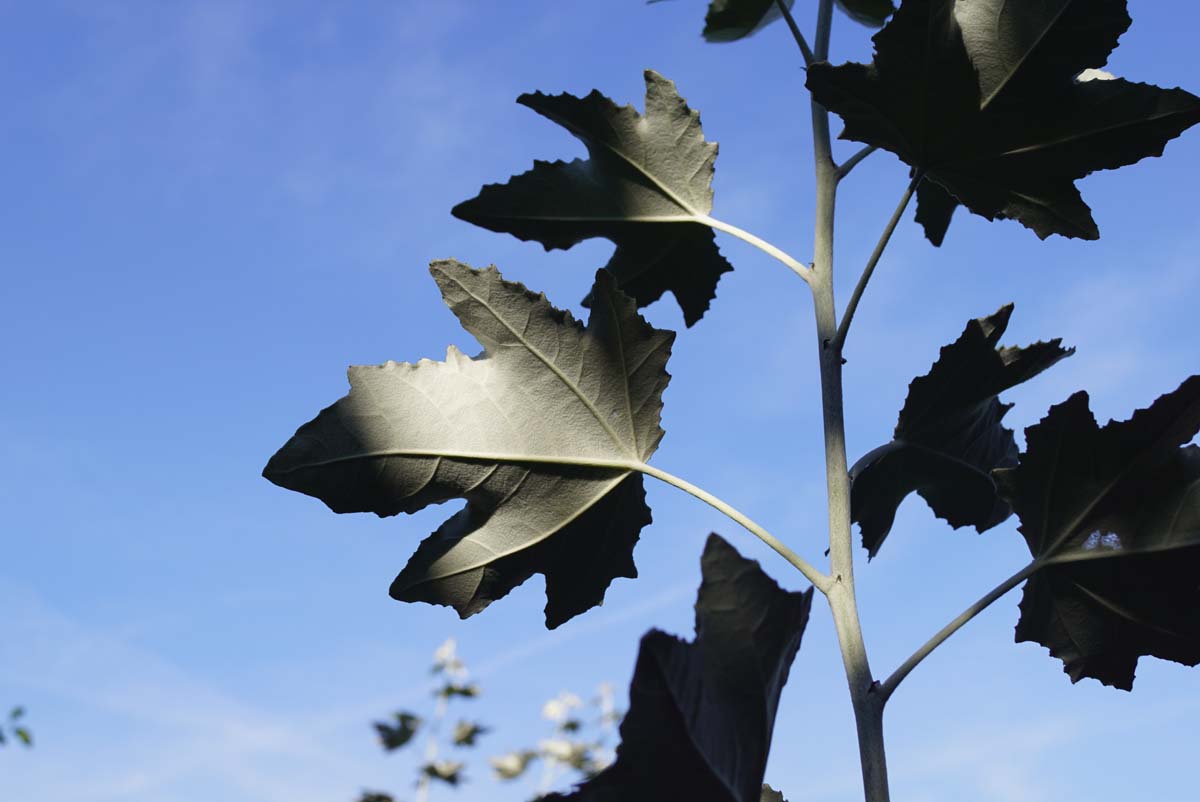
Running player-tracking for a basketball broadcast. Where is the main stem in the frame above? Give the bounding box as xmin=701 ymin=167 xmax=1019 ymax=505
xmin=809 ymin=3 xmax=889 ymax=799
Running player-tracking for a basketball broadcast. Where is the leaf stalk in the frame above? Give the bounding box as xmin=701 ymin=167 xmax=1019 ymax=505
xmin=774 ymin=0 xmax=816 ymax=66
xmin=831 ymin=171 xmax=922 ymax=353
xmin=877 ymin=560 xmax=1041 ymax=702
xmin=700 ymin=215 xmax=812 ymax=284
xmin=639 ymin=462 xmax=831 ymax=592
xmin=836 ymin=145 xmax=878 ymax=180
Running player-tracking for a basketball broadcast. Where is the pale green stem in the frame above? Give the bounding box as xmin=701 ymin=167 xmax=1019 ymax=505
xmin=700 ymin=214 xmax=812 ymax=284
xmin=774 ymin=0 xmax=815 ymax=66
xmin=831 ymin=172 xmax=922 ymax=353
xmin=878 ymin=561 xmax=1041 ymax=702
xmin=809 ymin=1 xmax=890 ymax=799
xmin=640 ymin=462 xmax=832 ymax=593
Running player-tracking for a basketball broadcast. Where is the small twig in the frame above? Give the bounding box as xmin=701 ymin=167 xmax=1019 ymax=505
xmin=774 ymin=0 xmax=815 ymax=66
xmin=639 ymin=462 xmax=832 ymax=593
xmin=830 ymin=172 xmax=922 ymax=352
xmin=700 ymin=214 xmax=813 ymax=285
xmin=836 ymin=145 xmax=879 ymax=181
xmin=877 ymin=560 xmax=1041 ymax=703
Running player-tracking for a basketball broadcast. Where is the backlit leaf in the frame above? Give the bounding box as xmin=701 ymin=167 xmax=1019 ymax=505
xmin=807 ymin=0 xmax=1200 ymax=242
xmin=491 ymin=750 xmax=538 ymax=780
xmin=452 ymin=721 xmax=489 ymax=747
xmin=995 ymin=377 xmax=1200 ymax=689
xmin=760 ymin=786 xmax=788 ymax=802
xmin=264 ymin=261 xmax=674 ymax=628
xmin=851 ymin=305 xmax=1071 ymax=557
xmin=422 ymin=760 xmax=464 ymax=786
xmin=542 ymin=534 xmax=813 ymax=802
xmin=453 ymin=71 xmax=731 ymax=326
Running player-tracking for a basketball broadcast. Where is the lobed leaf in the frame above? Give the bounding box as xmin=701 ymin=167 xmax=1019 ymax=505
xmin=806 ymin=0 xmax=1200 ymax=242
xmin=452 ymin=71 xmax=731 ymax=326
xmin=994 ymin=377 xmax=1200 ymax=690
xmin=264 ymin=261 xmax=674 ymax=628
xmin=700 ymin=0 xmax=795 ymax=42
xmin=373 ymin=712 xmax=421 ymax=751
xmin=542 ymin=534 xmax=813 ymax=802
xmin=850 ymin=305 xmax=1071 ymax=557
xmin=760 ymin=786 xmax=789 ymax=802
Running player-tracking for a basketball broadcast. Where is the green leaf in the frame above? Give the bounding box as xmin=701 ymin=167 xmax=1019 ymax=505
xmin=264 ymin=261 xmax=674 ymax=628
xmin=373 ymin=712 xmax=421 ymax=751
xmin=452 ymin=720 xmax=489 ymax=747
xmin=542 ymin=534 xmax=813 ymax=802
xmin=760 ymin=785 xmax=789 ymax=802
xmin=9 ymin=707 xmax=24 ymax=721
xmin=699 ymin=0 xmax=794 ymax=42
xmin=13 ymin=727 xmax=31 ymax=747
xmin=806 ymin=0 xmax=1200 ymax=242
xmin=836 ymin=0 xmax=895 ymax=28
xmin=421 ymin=760 xmax=465 ymax=786
xmin=452 ymin=70 xmax=731 ymax=327
xmin=490 ymin=750 xmax=538 ymax=780
xmin=993 ymin=377 xmax=1200 ymax=690
xmin=851 ymin=305 xmax=1071 ymax=558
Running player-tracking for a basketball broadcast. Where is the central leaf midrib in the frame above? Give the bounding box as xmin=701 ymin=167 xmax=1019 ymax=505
xmin=542 ymin=107 xmax=704 ymax=218
xmin=450 ymin=273 xmax=636 ymax=459
xmin=412 ymin=473 xmax=630 ymax=584
xmin=976 ymin=0 xmax=1074 ymax=112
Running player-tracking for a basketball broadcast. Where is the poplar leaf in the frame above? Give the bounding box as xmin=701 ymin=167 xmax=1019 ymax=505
xmin=836 ymin=0 xmax=895 ymax=28
xmin=491 ymin=750 xmax=539 ymax=780
xmin=543 ymin=534 xmax=813 ymax=802
xmin=452 ymin=721 xmax=489 ymax=747
xmin=851 ymin=305 xmax=1071 ymax=557
xmin=374 ymin=712 xmax=421 ymax=751
xmin=699 ymin=0 xmax=794 ymax=41
xmin=995 ymin=377 xmax=1200 ymax=690
xmin=264 ymin=261 xmax=674 ymax=628
xmin=760 ymin=786 xmax=789 ymax=802
xmin=452 ymin=71 xmax=730 ymax=327
xmin=807 ymin=0 xmax=1200 ymax=242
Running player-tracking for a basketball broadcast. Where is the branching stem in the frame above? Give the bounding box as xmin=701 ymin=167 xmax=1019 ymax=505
xmin=878 ymin=560 xmax=1041 ymax=702
xmin=639 ymin=463 xmax=832 ymax=592
xmin=831 ymin=172 xmax=922 ymax=353
xmin=836 ymin=145 xmax=878 ymax=181
xmin=774 ymin=0 xmax=816 ymax=66
xmin=700 ymin=215 xmax=812 ymax=284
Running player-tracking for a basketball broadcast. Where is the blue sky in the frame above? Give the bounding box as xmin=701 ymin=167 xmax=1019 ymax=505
xmin=1 ymin=2 xmax=1197 ymax=800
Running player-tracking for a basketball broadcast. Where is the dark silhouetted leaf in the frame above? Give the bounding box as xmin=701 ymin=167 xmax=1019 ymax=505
xmin=851 ymin=305 xmax=1071 ymax=557
xmin=699 ymin=0 xmax=794 ymax=41
xmin=452 ymin=71 xmax=730 ymax=326
xmin=357 ymin=792 xmax=395 ymax=802
xmin=8 ymin=707 xmax=23 ymax=721
xmin=436 ymin=683 xmax=480 ymax=701
xmin=452 ymin=720 xmax=489 ymax=747
xmin=374 ymin=712 xmax=421 ymax=751
xmin=760 ymin=786 xmax=788 ymax=802
xmin=806 ymin=0 xmax=1200 ymax=242
xmin=264 ymin=261 xmax=673 ymax=628
xmin=836 ymin=0 xmax=894 ymax=27
xmin=491 ymin=750 xmax=539 ymax=780
xmin=422 ymin=760 xmax=465 ymax=786
xmin=543 ymin=534 xmax=813 ymax=802
xmin=913 ymin=178 xmax=958 ymax=247
xmin=994 ymin=377 xmax=1200 ymax=690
